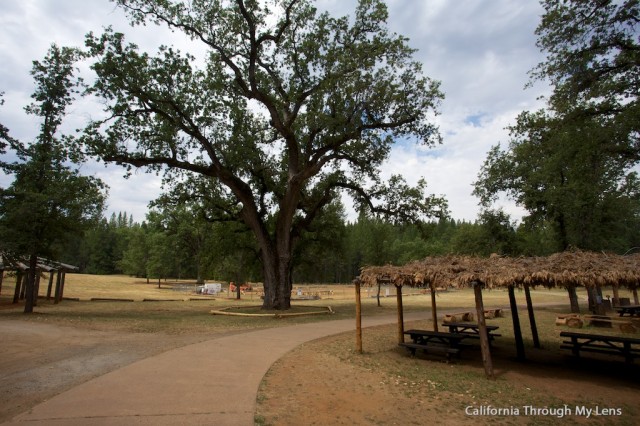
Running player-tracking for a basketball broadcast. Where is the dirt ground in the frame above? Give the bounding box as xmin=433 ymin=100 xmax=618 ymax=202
xmin=256 ymin=332 xmax=640 ymax=425
xmin=1 ymin=318 xmax=639 ymax=425
xmin=0 ymin=319 xmax=213 ymax=423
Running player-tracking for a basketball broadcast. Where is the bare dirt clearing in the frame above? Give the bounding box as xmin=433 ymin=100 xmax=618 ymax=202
xmin=256 ymin=322 xmax=640 ymax=426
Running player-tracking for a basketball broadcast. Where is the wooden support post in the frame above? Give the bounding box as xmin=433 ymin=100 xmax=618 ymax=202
xmin=524 ymin=284 xmax=540 ymax=348
xmin=612 ymin=284 xmax=620 ymax=307
xmin=567 ymin=285 xmax=580 ymax=313
xmin=0 ymin=269 xmax=4 ymax=295
xmin=508 ymin=285 xmax=526 ymax=361
xmin=54 ymin=270 xmax=62 ymax=304
xmin=46 ymin=271 xmax=55 ymax=300
xmin=595 ymin=286 xmax=606 ymax=315
xmin=355 ymin=280 xmax=363 ymax=354
xmin=19 ymin=272 xmax=27 ymax=300
xmin=396 ymin=284 xmax=404 ymax=344
xmin=59 ymin=271 xmax=67 ymax=301
xmin=586 ymin=286 xmax=595 ymax=313
xmin=473 ymin=282 xmax=494 ymax=379
xmin=633 ymin=287 xmax=639 ymax=305
xmin=430 ymin=281 xmax=438 ymax=332
xmin=13 ymin=271 xmax=23 ymax=304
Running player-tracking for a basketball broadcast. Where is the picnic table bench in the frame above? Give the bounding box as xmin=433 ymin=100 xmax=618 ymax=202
xmin=616 ymin=305 xmax=640 ymax=318
xmin=560 ymin=331 xmax=640 ymax=364
xmin=442 ymin=322 xmax=501 ymax=348
xmin=400 ymin=329 xmax=469 ymax=361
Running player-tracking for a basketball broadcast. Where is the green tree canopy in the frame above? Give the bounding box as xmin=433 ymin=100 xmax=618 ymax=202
xmin=474 ymin=109 xmax=640 ymax=252
xmin=80 ymin=0 xmax=446 ymax=309
xmin=533 ymin=0 xmax=640 ymax=152
xmin=474 ymin=0 xmax=640 ymax=254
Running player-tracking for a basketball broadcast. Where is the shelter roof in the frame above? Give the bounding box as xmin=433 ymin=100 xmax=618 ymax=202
xmin=358 ymin=251 xmax=640 ymax=290
xmin=0 ymin=253 xmax=78 ymax=273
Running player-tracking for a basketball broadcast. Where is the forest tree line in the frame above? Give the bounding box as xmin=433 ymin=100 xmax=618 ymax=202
xmin=59 ymin=204 xmax=640 ymax=285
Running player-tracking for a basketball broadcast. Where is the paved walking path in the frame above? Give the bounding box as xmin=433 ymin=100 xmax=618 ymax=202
xmin=4 ymin=312 xmax=428 ymax=426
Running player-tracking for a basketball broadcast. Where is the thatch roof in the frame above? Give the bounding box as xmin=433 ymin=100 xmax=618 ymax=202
xmin=358 ymin=251 xmax=640 ymax=290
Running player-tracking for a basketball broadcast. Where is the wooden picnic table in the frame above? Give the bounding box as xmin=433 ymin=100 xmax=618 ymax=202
xmin=442 ymin=322 xmax=501 ymax=337
xmin=442 ymin=322 xmax=502 ymax=346
xmin=616 ymin=305 xmax=640 ymax=317
xmin=400 ymin=329 xmax=470 ymax=361
xmin=560 ymin=331 xmax=640 ymax=364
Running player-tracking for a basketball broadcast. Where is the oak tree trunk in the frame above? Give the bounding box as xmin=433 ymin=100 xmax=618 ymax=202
xmin=260 ymin=255 xmax=292 ymax=310
xmin=259 ymin=238 xmax=294 ymax=310
xmin=253 ymin=192 xmax=297 ymax=310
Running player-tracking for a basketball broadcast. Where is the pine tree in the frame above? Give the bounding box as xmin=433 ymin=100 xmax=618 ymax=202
xmin=0 ymin=45 xmax=106 ymax=312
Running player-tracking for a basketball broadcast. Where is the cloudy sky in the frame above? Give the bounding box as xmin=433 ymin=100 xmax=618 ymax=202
xmin=0 ymin=0 xmax=550 ymax=223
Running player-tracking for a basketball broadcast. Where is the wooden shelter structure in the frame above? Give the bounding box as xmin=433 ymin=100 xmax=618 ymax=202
xmin=355 ymin=251 xmax=640 ymax=379
xmin=0 ymin=253 xmax=78 ymax=305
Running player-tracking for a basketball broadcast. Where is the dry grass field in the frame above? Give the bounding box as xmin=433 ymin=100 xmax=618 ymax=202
xmin=1 ymin=273 xmax=639 ymax=424
xmin=0 ymin=273 xmax=590 ymax=332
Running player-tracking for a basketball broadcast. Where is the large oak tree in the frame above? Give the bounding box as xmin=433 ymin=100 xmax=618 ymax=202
xmin=81 ymin=0 xmax=445 ymax=309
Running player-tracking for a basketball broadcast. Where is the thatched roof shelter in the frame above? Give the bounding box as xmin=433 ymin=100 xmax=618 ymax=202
xmin=358 ymin=251 xmax=640 ymax=290
xmin=354 ymin=250 xmax=640 ymax=379
xmin=1 ymin=252 xmax=78 ymax=304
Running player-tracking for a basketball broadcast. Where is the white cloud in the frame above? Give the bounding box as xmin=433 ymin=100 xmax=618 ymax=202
xmin=382 ymin=107 xmax=538 ymax=222
xmin=0 ymin=0 xmax=551 ymax=224
xmin=80 ymin=161 xmax=163 ymax=223
xmin=377 ymin=0 xmax=549 ymax=222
